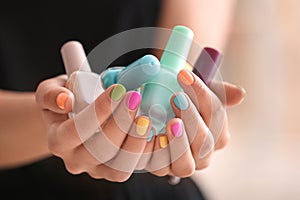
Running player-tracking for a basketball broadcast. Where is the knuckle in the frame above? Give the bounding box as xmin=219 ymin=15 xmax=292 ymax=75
xmin=215 ymin=132 xmax=230 ymax=150
xmin=87 ymin=171 xmax=102 ymax=179
xmin=174 ymin=164 xmax=195 ymax=178
xmin=64 ymin=160 xmax=84 ymax=175
xmin=150 ymin=169 xmax=169 ymax=177
xmin=107 ymin=171 xmax=131 ymax=182
xmin=195 ymin=158 xmax=211 ymax=170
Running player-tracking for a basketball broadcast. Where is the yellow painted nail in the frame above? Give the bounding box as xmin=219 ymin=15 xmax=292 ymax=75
xmin=159 ymin=135 xmax=169 ymax=148
xmin=136 ymin=117 xmax=150 ymax=136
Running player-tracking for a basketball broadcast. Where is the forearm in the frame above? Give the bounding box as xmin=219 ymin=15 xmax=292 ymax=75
xmin=0 ymin=90 xmax=51 ymax=169
xmin=157 ymin=0 xmax=236 ymax=51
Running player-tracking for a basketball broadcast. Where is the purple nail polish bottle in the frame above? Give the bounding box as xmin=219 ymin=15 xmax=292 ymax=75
xmin=192 ymin=47 xmax=223 ymax=85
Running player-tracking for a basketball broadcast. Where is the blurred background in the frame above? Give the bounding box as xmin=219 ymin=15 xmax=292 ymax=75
xmin=192 ymin=0 xmax=300 ymax=199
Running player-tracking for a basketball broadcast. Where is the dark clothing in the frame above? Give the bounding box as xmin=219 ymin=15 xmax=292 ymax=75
xmin=0 ymin=1 xmax=207 ymax=199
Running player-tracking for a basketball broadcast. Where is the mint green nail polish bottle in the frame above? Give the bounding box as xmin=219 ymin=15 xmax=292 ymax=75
xmin=140 ymin=25 xmax=194 ymax=133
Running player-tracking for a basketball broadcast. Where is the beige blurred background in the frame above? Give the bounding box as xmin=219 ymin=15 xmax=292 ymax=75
xmin=191 ymin=0 xmax=300 ymax=199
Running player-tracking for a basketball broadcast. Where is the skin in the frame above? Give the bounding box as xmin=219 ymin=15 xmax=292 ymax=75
xmin=0 ymin=0 xmax=242 ymax=181
xmin=34 ymin=72 xmax=244 ymax=181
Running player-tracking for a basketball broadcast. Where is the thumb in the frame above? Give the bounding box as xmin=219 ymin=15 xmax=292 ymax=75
xmin=35 ymin=75 xmax=74 ymax=114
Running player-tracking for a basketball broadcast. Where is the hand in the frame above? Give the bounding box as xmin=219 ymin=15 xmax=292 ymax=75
xmin=36 ymin=75 xmax=154 ymax=182
xmin=144 ymin=69 xmax=245 ymax=177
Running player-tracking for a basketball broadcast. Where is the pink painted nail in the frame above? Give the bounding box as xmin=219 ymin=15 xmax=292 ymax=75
xmin=127 ymin=91 xmax=141 ymax=110
xmin=171 ymin=122 xmax=182 ymax=137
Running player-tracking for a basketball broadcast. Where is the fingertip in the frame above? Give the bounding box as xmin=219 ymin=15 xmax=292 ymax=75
xmin=109 ymin=84 xmax=126 ymax=102
xmin=177 ymin=69 xmax=195 ymax=86
xmin=166 ymin=118 xmax=184 ymax=139
xmin=56 ymin=90 xmax=74 ymax=113
xmin=135 ymin=116 xmax=151 ymax=138
xmin=171 ymin=92 xmax=190 ymax=111
xmin=226 ymin=83 xmax=246 ymax=106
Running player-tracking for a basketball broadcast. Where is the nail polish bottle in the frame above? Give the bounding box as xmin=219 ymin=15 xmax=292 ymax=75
xmin=192 ymin=47 xmax=223 ymax=85
xmin=61 ymin=41 xmax=104 ymax=115
xmin=61 ymin=41 xmax=161 ymax=115
xmin=102 ymin=54 xmax=160 ymax=90
xmin=140 ymin=25 xmax=194 ymax=134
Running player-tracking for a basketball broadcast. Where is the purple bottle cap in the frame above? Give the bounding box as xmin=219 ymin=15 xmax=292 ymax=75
xmin=192 ymin=47 xmax=223 ymax=85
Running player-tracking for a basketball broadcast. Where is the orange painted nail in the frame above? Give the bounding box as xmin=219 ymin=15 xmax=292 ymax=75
xmin=56 ymin=92 xmax=69 ymax=110
xmin=178 ymin=69 xmax=194 ymax=85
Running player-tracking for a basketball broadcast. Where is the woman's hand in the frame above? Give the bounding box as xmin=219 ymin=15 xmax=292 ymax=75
xmin=36 ymin=75 xmax=153 ymax=182
xmin=144 ymin=69 xmax=245 ymax=177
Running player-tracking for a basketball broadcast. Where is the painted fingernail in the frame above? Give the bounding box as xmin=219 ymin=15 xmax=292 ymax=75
xmin=159 ymin=135 xmax=169 ymax=148
xmin=178 ymin=69 xmax=194 ymax=85
xmin=136 ymin=117 xmax=150 ymax=136
xmin=56 ymin=92 xmax=69 ymax=110
xmin=173 ymin=93 xmax=189 ymax=110
xmin=110 ymin=84 xmax=126 ymax=101
xmin=147 ymin=129 xmax=154 ymax=142
xmin=171 ymin=122 xmax=183 ymax=138
xmin=199 ymin=130 xmax=215 ymax=159
xmin=127 ymin=91 xmax=141 ymax=110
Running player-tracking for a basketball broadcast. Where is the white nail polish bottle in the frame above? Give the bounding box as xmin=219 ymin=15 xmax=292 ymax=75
xmin=60 ymin=41 xmax=104 ymax=115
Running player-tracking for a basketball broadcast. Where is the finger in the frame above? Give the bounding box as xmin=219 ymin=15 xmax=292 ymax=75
xmin=60 ymin=145 xmax=100 ymax=175
xmin=209 ymin=81 xmax=246 ymax=106
xmin=170 ymin=92 xmax=215 ymax=169
xmin=47 ymin=84 xmax=126 ymax=154
xmin=135 ymin=129 xmax=155 ymax=170
xmin=166 ymin=118 xmax=195 ymax=177
xmin=146 ymin=133 xmax=171 ymax=177
xmin=78 ymin=90 xmax=141 ymax=164
xmin=104 ymin=116 xmax=151 ymax=173
xmin=88 ymin=164 xmax=131 ymax=182
xmin=177 ymin=70 xmax=228 ymax=143
xmin=35 ymin=75 xmax=74 ymax=114
xmin=177 ymin=69 xmax=215 ymax=125
xmin=87 ymin=116 xmax=151 ymax=182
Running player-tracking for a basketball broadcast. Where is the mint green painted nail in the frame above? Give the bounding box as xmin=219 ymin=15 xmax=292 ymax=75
xmin=110 ymin=84 xmax=126 ymax=101
xmin=173 ymin=93 xmax=188 ymax=110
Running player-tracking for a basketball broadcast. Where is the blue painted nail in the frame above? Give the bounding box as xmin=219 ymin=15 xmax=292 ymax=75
xmin=173 ymin=93 xmax=188 ymax=110
xmin=147 ymin=129 xmax=154 ymax=142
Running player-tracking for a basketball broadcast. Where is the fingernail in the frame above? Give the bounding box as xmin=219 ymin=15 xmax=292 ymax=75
xmin=173 ymin=93 xmax=189 ymax=110
xmin=56 ymin=92 xmax=69 ymax=110
xmin=199 ymin=130 xmax=215 ymax=159
xmin=136 ymin=117 xmax=150 ymax=136
xmin=178 ymin=69 xmax=194 ymax=85
xmin=147 ymin=129 xmax=154 ymax=142
xmin=236 ymin=85 xmax=246 ymax=98
xmin=171 ymin=122 xmax=183 ymax=138
xmin=127 ymin=91 xmax=141 ymax=110
xmin=110 ymin=84 xmax=126 ymax=101
xmin=159 ymin=135 xmax=169 ymax=148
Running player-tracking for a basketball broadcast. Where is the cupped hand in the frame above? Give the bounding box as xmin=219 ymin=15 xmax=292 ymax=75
xmin=36 ymin=75 xmax=153 ymax=182
xmin=144 ymin=69 xmax=245 ymax=178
